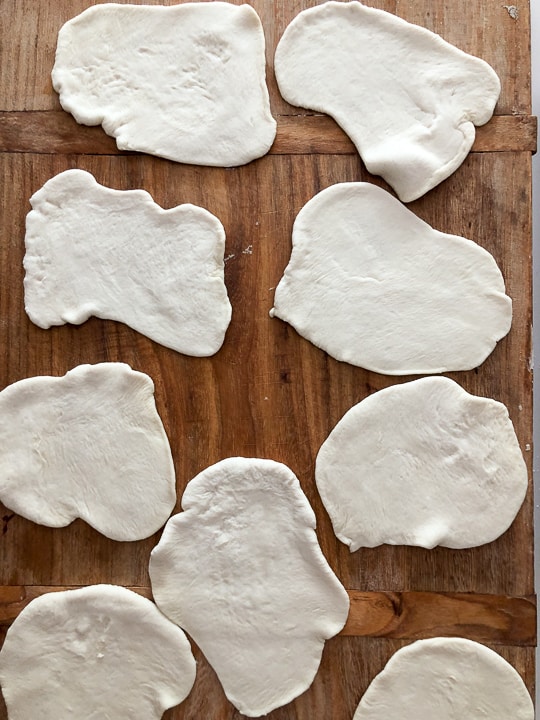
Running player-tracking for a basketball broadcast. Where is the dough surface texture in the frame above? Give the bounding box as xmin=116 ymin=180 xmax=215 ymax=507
xmin=0 ymin=363 xmax=176 ymax=541
xmin=24 ymin=169 xmax=231 ymax=355
xmin=0 ymin=585 xmax=196 ymax=720
xmin=275 ymin=1 xmax=500 ymax=202
xmin=353 ymin=637 xmax=533 ymax=719
xmin=149 ymin=457 xmax=349 ymax=717
xmin=316 ymin=377 xmax=527 ymax=550
xmin=271 ymin=182 xmax=511 ymax=375
xmin=53 ymin=2 xmax=276 ymax=166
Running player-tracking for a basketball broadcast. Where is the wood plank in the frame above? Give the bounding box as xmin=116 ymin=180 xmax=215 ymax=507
xmin=0 ymin=112 xmax=537 ymax=156
xmin=0 ymin=585 xmax=150 ymax=625
xmin=0 ymin=585 xmax=535 ymax=646
xmin=273 ymin=114 xmax=538 ymax=155
xmin=343 ymin=590 xmax=536 ymax=645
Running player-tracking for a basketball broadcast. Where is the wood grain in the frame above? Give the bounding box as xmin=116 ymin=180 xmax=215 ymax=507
xmin=0 ymin=586 xmax=534 ymax=646
xmin=343 ymin=591 xmax=536 ymax=645
xmin=0 ymin=1 xmax=535 ymax=718
xmin=0 ymin=112 xmax=537 ymax=155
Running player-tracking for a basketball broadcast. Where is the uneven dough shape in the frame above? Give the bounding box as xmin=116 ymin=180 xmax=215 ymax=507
xmin=316 ymin=377 xmax=528 ymax=550
xmin=52 ymin=2 xmax=276 ymax=166
xmin=149 ymin=457 xmax=349 ymax=717
xmin=275 ymin=1 xmax=500 ymax=202
xmin=24 ymin=169 xmax=231 ymax=356
xmin=0 ymin=585 xmax=196 ymax=720
xmin=271 ymin=182 xmax=511 ymax=375
xmin=353 ymin=638 xmax=533 ymax=719
xmin=0 ymin=363 xmax=176 ymax=541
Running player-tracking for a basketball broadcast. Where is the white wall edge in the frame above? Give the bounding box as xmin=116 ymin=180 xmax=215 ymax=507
xmin=531 ymin=0 xmax=539 ymax=711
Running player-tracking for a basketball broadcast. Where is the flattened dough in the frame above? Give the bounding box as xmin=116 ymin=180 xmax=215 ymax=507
xmin=24 ymin=169 xmax=231 ymax=356
xmin=316 ymin=377 xmax=528 ymax=550
xmin=149 ymin=457 xmax=349 ymax=717
xmin=0 ymin=363 xmax=176 ymax=541
xmin=275 ymin=1 xmax=500 ymax=202
xmin=0 ymin=585 xmax=196 ymax=720
xmin=353 ymin=638 xmax=533 ymax=719
xmin=271 ymin=182 xmax=511 ymax=375
xmin=52 ymin=2 xmax=276 ymax=166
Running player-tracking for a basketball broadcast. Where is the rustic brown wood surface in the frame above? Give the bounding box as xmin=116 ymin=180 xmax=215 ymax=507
xmin=0 ymin=0 xmax=535 ymax=718
xmin=0 ymin=111 xmax=538 ymax=155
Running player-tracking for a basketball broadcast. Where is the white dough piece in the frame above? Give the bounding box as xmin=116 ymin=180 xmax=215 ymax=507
xmin=0 ymin=363 xmax=176 ymax=541
xmin=0 ymin=585 xmax=196 ymax=720
xmin=271 ymin=182 xmax=511 ymax=375
xmin=24 ymin=169 xmax=231 ymax=356
xmin=52 ymin=2 xmax=276 ymax=167
xmin=316 ymin=377 xmax=528 ymax=550
xmin=275 ymin=1 xmax=500 ymax=202
xmin=149 ymin=457 xmax=349 ymax=717
xmin=353 ymin=638 xmax=534 ymax=720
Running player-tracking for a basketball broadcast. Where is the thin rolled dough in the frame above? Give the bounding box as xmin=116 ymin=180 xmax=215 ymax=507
xmin=271 ymin=182 xmax=511 ymax=375
xmin=353 ymin=638 xmax=533 ymax=719
xmin=0 ymin=363 xmax=176 ymax=541
xmin=315 ymin=377 xmax=528 ymax=550
xmin=149 ymin=457 xmax=349 ymax=717
xmin=24 ymin=169 xmax=231 ymax=356
xmin=275 ymin=1 xmax=500 ymax=202
xmin=52 ymin=2 xmax=276 ymax=166
xmin=0 ymin=585 xmax=196 ymax=720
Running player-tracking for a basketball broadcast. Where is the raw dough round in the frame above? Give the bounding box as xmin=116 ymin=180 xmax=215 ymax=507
xmin=0 ymin=585 xmax=196 ymax=720
xmin=271 ymin=182 xmax=511 ymax=375
xmin=275 ymin=1 xmax=500 ymax=202
xmin=149 ymin=457 xmax=349 ymax=717
xmin=24 ymin=169 xmax=231 ymax=356
xmin=53 ymin=2 xmax=276 ymax=166
xmin=353 ymin=638 xmax=533 ymax=719
xmin=316 ymin=376 xmax=528 ymax=550
xmin=0 ymin=363 xmax=176 ymax=541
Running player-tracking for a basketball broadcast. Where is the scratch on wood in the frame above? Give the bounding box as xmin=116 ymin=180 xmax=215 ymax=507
xmin=503 ymin=5 xmax=518 ymax=19
xmin=2 ymin=514 xmax=14 ymax=535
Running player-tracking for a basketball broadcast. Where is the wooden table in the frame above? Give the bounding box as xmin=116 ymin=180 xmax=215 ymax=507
xmin=0 ymin=1 xmax=536 ymax=717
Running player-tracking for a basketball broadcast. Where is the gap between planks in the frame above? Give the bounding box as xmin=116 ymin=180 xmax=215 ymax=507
xmin=0 ymin=586 xmax=535 ymax=646
xmin=0 ymin=112 xmax=537 ymax=156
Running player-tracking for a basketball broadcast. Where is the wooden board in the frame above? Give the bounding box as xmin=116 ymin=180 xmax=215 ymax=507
xmin=0 ymin=1 xmax=535 ymax=718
